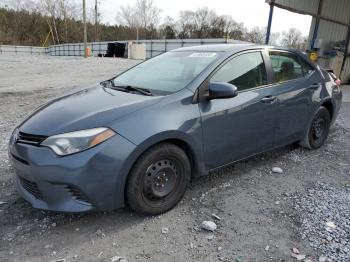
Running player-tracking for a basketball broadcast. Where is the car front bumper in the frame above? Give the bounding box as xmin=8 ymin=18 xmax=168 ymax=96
xmin=8 ymin=134 xmax=138 ymax=212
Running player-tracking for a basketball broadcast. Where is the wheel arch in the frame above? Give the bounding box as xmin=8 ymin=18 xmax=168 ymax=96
xmin=300 ymin=100 xmax=333 ymax=149
xmin=320 ymin=99 xmax=334 ymax=121
xmin=133 ymin=131 xmax=206 ymax=179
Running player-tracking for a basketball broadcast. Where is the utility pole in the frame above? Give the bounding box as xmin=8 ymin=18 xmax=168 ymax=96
xmin=83 ymin=0 xmax=88 ymax=58
xmin=95 ymin=0 xmax=98 ymax=41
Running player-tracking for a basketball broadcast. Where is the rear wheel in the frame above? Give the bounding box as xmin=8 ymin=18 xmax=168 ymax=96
xmin=300 ymin=106 xmax=331 ymax=149
xmin=126 ymin=143 xmax=191 ymax=215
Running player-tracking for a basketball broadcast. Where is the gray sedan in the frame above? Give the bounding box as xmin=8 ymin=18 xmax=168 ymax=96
xmin=8 ymin=44 xmax=342 ymax=215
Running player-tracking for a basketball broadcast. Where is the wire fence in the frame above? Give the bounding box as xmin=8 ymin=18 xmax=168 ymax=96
xmin=46 ymin=41 xmax=112 ymax=57
xmin=0 ymin=38 xmax=244 ymax=59
xmin=46 ymin=39 xmax=243 ymax=58
xmin=0 ymin=45 xmax=47 ymax=55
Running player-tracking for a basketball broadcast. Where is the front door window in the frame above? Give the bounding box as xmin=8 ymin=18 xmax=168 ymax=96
xmin=211 ymin=51 xmax=268 ymax=91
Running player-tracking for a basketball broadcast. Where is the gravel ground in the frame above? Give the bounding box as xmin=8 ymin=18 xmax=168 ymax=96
xmin=0 ymin=55 xmax=349 ymax=262
xmin=296 ymin=183 xmax=350 ymax=261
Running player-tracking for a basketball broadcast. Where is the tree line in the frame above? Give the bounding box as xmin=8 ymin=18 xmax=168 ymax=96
xmin=0 ymin=0 xmax=307 ymax=50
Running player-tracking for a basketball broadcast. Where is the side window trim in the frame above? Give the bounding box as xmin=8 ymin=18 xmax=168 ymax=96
xmin=193 ymin=49 xmax=272 ymax=103
xmin=209 ymin=50 xmax=268 ymax=92
xmin=267 ymin=49 xmax=315 ymax=84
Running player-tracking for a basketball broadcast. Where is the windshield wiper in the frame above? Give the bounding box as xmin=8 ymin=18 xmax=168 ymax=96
xmin=100 ymin=79 xmax=153 ymax=96
xmin=113 ymin=84 xmax=153 ymax=96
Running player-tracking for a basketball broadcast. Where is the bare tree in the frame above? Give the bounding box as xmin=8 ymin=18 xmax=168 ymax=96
xmin=281 ymin=28 xmax=307 ymax=50
xmin=136 ymin=0 xmax=161 ymax=29
xmin=229 ymin=21 xmax=247 ymax=41
xmin=117 ymin=4 xmax=138 ymax=28
xmin=177 ymin=10 xmax=195 ymax=39
xmin=117 ymin=0 xmax=162 ymax=36
xmin=2 ymin=0 xmax=38 ymax=44
xmin=219 ymin=15 xmax=234 ymax=36
xmin=245 ymin=26 xmax=265 ymax=44
xmin=211 ymin=15 xmax=247 ymax=40
xmin=193 ymin=7 xmax=216 ymax=38
xmin=160 ymin=16 xmax=177 ymax=39
xmin=38 ymin=0 xmax=79 ymax=44
xmin=176 ymin=8 xmax=248 ymax=40
xmin=40 ymin=0 xmax=60 ymax=44
xmin=57 ymin=0 xmax=79 ymax=42
xmin=3 ymin=0 xmax=37 ymax=11
xmin=269 ymin=32 xmax=281 ymax=46
xmin=1 ymin=3 xmax=306 ymax=47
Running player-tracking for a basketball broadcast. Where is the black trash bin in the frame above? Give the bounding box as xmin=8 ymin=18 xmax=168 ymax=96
xmin=105 ymin=42 xmax=126 ymax=57
xmin=105 ymin=43 xmax=116 ymax=57
xmin=115 ymin=42 xmax=126 ymax=57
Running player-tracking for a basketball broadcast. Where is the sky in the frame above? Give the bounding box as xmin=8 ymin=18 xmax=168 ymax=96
xmin=90 ymin=0 xmax=312 ymax=36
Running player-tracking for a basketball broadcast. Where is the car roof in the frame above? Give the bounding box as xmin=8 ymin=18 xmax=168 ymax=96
xmin=171 ymin=43 xmax=300 ymax=55
xmin=172 ymin=43 xmax=255 ymax=53
xmin=171 ymin=44 xmax=315 ymax=65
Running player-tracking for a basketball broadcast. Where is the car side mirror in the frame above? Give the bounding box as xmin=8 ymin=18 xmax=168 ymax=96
xmin=208 ymin=82 xmax=238 ymax=100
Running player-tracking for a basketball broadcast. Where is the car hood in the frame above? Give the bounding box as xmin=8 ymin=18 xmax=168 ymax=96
xmin=19 ymin=85 xmax=162 ymax=136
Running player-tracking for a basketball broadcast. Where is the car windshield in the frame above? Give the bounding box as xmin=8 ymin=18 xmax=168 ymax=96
xmin=112 ymin=51 xmax=220 ymax=95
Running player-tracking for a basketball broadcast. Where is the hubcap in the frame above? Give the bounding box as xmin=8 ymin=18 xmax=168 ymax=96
xmin=312 ymin=116 xmax=326 ymax=139
xmin=144 ymin=159 xmax=177 ymax=199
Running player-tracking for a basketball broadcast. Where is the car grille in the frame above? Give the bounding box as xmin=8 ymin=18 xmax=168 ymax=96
xmin=16 ymin=132 xmax=47 ymax=146
xmin=19 ymin=176 xmax=43 ymax=200
xmin=66 ymin=185 xmax=91 ymax=205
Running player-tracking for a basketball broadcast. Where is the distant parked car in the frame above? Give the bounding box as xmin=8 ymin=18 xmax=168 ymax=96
xmin=9 ymin=44 xmax=342 ymax=215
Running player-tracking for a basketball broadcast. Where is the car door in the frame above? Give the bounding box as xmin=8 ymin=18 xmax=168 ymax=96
xmin=265 ymin=50 xmax=321 ymax=145
xmin=199 ymin=50 xmax=278 ymax=169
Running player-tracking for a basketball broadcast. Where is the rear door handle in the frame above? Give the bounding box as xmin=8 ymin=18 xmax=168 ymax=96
xmin=309 ymin=83 xmax=320 ymax=90
xmin=261 ymin=96 xmax=276 ymax=103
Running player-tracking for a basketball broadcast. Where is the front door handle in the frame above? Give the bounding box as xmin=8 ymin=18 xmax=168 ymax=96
xmin=309 ymin=83 xmax=320 ymax=90
xmin=261 ymin=96 xmax=276 ymax=103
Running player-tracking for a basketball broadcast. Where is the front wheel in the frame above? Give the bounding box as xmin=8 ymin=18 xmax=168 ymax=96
xmin=126 ymin=143 xmax=191 ymax=215
xmin=300 ymin=106 xmax=331 ymax=149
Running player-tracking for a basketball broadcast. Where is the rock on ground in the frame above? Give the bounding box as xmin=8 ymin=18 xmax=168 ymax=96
xmin=201 ymin=221 xmax=217 ymax=232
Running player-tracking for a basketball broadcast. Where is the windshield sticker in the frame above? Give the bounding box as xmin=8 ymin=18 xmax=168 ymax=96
xmin=189 ymin=52 xmax=217 ymax=58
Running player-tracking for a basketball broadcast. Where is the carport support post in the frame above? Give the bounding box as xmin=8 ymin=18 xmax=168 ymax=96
xmin=340 ymin=20 xmax=350 ymax=80
xmin=265 ymin=0 xmax=275 ymax=45
xmin=311 ymin=0 xmax=324 ymax=50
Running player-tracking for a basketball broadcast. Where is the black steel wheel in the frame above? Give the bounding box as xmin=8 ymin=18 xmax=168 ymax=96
xmin=300 ymin=106 xmax=331 ymax=149
xmin=126 ymin=143 xmax=191 ymax=215
xmin=144 ymin=159 xmax=178 ymax=199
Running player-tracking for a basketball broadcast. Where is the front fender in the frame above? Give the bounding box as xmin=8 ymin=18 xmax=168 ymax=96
xmin=136 ymin=130 xmax=207 ymax=177
xmin=108 ymin=89 xmax=206 ymax=177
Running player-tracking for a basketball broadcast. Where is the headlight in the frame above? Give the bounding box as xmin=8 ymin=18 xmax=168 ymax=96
xmin=41 ymin=127 xmax=116 ymax=156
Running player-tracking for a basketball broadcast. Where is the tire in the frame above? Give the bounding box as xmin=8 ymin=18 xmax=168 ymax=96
xmin=300 ymin=106 xmax=331 ymax=149
xmin=126 ymin=143 xmax=191 ymax=215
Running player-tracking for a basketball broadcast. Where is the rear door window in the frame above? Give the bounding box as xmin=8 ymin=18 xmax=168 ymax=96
xmin=269 ymin=51 xmax=313 ymax=83
xmin=211 ymin=51 xmax=267 ymax=91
